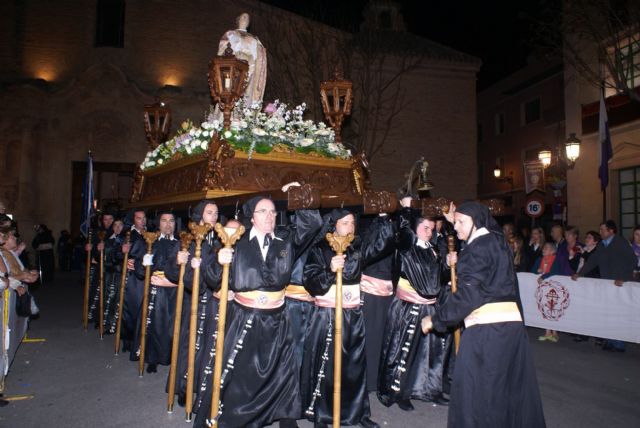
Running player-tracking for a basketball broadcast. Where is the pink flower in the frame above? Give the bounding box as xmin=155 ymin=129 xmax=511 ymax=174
xmin=264 ymin=103 xmax=277 ymax=114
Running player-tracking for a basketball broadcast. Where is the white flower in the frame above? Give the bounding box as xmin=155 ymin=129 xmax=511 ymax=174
xmin=200 ymin=141 xmax=208 ymax=150
xmin=186 ymin=146 xmax=192 ymax=154
xmin=240 ymin=120 xmax=248 ymax=129
xmin=195 ymin=129 xmax=202 ymax=137
xmin=158 ymin=159 xmax=164 ymax=165
xmin=224 ymin=130 xmax=232 ymax=139
xmin=315 ymin=129 xmax=331 ymax=136
xmin=148 ymin=161 xmax=156 ymax=166
xmin=300 ymin=138 xmax=315 ymax=147
xmin=327 ymin=142 xmax=340 ymax=153
xmin=212 ymin=120 xmax=220 ymax=129
xmin=252 ymin=128 xmax=267 ymax=136
xmin=189 ymin=129 xmax=196 ymax=136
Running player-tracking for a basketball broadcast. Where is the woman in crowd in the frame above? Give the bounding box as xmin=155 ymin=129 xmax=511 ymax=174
xmin=527 ymin=226 xmax=545 ymax=271
xmin=565 ymin=226 xmax=583 ymax=274
xmin=578 ymin=231 xmax=601 ymax=278
xmin=511 ymin=235 xmax=531 ymax=273
xmin=531 ymin=242 xmax=560 ymax=342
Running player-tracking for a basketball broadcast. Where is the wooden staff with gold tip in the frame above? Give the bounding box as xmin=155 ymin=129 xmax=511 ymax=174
xmin=82 ymin=229 xmax=93 ymax=330
xmin=447 ymin=234 xmax=461 ymax=354
xmin=167 ymin=231 xmax=194 ymax=413
xmin=97 ymin=230 xmax=107 ymax=339
xmin=185 ymin=222 xmax=212 ymax=421
xmin=138 ymin=231 xmax=160 ymax=377
xmin=209 ymin=222 xmax=245 ymax=426
xmin=326 ymin=231 xmax=355 ymax=427
xmin=114 ymin=230 xmax=131 ymax=355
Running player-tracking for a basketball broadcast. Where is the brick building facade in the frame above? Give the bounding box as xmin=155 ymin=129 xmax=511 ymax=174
xmin=0 ymin=0 xmax=479 ymax=246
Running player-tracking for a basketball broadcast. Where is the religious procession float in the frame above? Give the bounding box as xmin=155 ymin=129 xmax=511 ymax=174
xmin=130 ymin=13 xmax=507 ymax=218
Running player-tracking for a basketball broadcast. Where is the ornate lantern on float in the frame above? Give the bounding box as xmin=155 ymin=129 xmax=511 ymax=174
xmin=320 ymin=70 xmax=353 ymax=145
xmin=208 ymin=43 xmax=249 ymax=130
xmin=143 ymin=100 xmax=172 ymax=150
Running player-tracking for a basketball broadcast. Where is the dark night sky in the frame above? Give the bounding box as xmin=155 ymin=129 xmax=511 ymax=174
xmin=260 ymin=0 xmax=550 ymax=90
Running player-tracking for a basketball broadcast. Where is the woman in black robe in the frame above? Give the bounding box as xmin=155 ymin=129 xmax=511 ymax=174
xmin=378 ymin=199 xmax=449 ymax=410
xmin=130 ymin=212 xmax=180 ymax=372
xmin=193 ymin=191 xmax=322 ymax=428
xmin=421 ymin=202 xmax=546 ymax=428
xmin=301 ymin=209 xmax=394 ymax=428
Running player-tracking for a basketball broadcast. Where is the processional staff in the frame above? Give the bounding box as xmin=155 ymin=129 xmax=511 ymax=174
xmin=114 ymin=231 xmax=131 ymax=355
xmin=326 ymin=231 xmax=355 ymax=426
xmin=447 ymin=234 xmax=461 ymax=354
xmin=97 ymin=231 xmax=107 ymax=339
xmin=209 ymin=222 xmax=245 ymax=427
xmin=167 ymin=231 xmax=194 ymax=413
xmin=82 ymin=230 xmax=93 ymax=330
xmin=185 ymin=222 xmax=212 ymax=421
xmin=138 ymin=231 xmax=160 ymax=377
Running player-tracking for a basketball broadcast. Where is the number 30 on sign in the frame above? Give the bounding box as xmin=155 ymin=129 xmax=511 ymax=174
xmin=525 ymin=196 xmax=545 ymax=218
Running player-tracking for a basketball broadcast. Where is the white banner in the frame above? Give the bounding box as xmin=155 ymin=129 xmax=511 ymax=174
xmin=517 ymin=272 xmax=640 ymax=343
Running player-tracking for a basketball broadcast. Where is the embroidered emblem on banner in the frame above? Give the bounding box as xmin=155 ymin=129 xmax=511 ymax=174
xmin=279 ymin=250 xmax=288 ymax=258
xmin=535 ymin=280 xmax=570 ymax=320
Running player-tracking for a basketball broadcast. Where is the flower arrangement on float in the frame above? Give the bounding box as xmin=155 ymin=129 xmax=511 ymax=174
xmin=140 ymin=100 xmax=351 ymax=170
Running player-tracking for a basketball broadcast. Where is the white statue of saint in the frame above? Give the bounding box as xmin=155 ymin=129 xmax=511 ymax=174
xmin=218 ymin=12 xmax=267 ymax=107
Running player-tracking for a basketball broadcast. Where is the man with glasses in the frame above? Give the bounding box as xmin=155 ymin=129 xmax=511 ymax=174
xmin=194 ymin=184 xmax=322 ymax=428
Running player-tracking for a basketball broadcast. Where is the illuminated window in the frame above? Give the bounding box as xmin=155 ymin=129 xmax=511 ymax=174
xmin=619 ymin=167 xmax=640 ymax=238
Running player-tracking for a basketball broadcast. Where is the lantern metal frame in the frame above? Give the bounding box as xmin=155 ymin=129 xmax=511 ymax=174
xmin=320 ymin=70 xmax=353 ymax=145
xmin=207 ymin=43 xmax=249 ymax=130
xmin=143 ymin=100 xmax=172 ymax=150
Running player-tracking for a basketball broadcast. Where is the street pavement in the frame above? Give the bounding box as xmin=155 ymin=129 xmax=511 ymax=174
xmin=0 ymin=271 xmax=638 ymax=427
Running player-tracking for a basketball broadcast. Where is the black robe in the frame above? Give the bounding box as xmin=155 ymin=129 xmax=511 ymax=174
xmin=130 ymin=237 xmax=180 ymax=366
xmin=378 ymin=208 xmax=449 ymax=405
xmin=120 ymin=228 xmax=145 ymax=352
xmin=103 ymin=233 xmax=124 ymax=334
xmin=193 ymin=210 xmax=322 ymax=428
xmin=431 ymin=230 xmax=546 ymax=428
xmin=301 ymin=215 xmax=394 ymax=426
xmin=164 ymin=233 xmax=221 ymax=411
xmin=87 ymin=226 xmax=112 ymax=326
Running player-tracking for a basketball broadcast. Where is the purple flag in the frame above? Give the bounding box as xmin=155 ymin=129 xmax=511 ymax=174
xmin=598 ymin=90 xmax=613 ymax=191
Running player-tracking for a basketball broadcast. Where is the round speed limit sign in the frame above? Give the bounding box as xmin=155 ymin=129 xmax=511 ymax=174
xmin=525 ymin=196 xmax=545 ymax=218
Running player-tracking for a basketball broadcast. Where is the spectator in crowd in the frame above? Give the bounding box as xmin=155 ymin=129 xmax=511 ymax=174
xmin=572 ymin=220 xmax=636 ymax=352
xmin=527 ymin=226 xmax=545 ymax=271
xmin=577 ymin=231 xmax=601 ymax=278
xmin=630 ymin=225 xmax=640 ymax=279
xmin=57 ymin=230 xmax=72 ymax=272
xmin=551 ymin=224 xmax=573 ymax=275
xmin=565 ymin=226 xmax=583 ymax=274
xmin=511 ymin=235 xmax=531 ymax=273
xmin=502 ymin=222 xmax=515 ymax=241
xmin=532 ymin=242 xmax=560 ymax=342
xmin=32 ymin=224 xmax=55 ymax=283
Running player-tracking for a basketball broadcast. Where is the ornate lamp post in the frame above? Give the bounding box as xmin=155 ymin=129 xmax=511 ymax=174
xmin=208 ymin=43 xmax=249 ymax=130
xmin=537 ymin=133 xmax=581 ymax=169
xmin=143 ymin=100 xmax=172 ymax=150
xmin=564 ymin=132 xmax=581 ymax=168
xmin=320 ymin=70 xmax=353 ymax=145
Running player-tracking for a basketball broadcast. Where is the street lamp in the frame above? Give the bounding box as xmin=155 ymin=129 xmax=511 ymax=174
xmin=143 ymin=100 xmax=172 ymax=150
xmin=207 ymin=43 xmax=249 ymax=130
xmin=537 ymin=133 xmax=581 ymax=169
xmin=538 ymin=148 xmax=552 ymax=168
xmin=564 ymin=132 xmax=581 ymax=168
xmin=320 ymin=69 xmax=353 ymax=145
